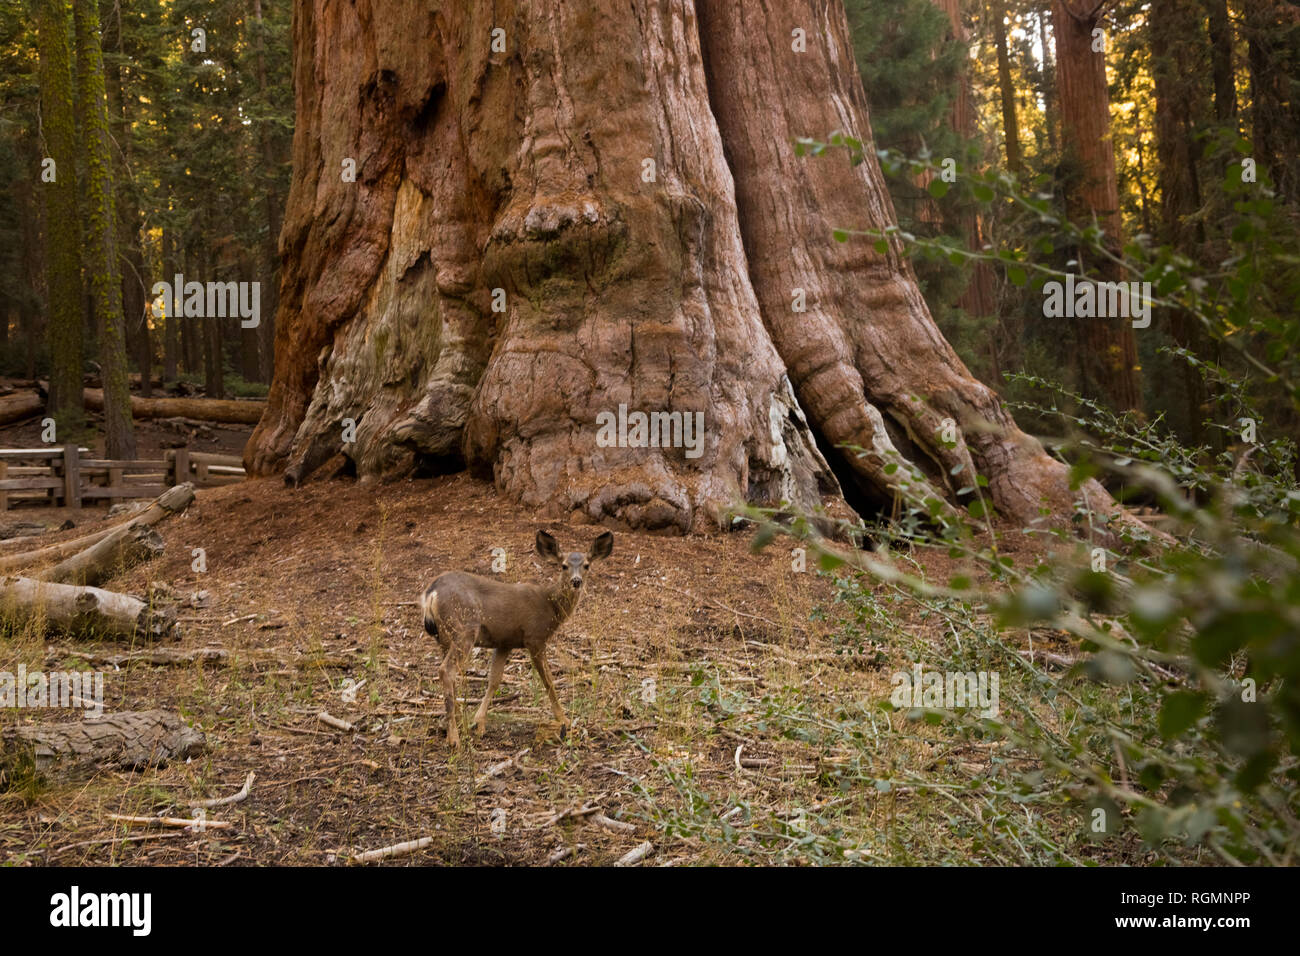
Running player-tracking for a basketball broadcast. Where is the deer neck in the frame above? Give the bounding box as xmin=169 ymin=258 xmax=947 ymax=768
xmin=545 ymin=583 xmax=582 ymax=622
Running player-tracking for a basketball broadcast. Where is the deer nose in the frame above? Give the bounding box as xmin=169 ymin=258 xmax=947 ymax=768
xmin=571 ymin=578 xmax=582 ymax=589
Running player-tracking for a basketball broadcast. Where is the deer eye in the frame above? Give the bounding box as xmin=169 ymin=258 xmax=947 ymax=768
xmin=583 ymin=562 xmax=590 ymax=569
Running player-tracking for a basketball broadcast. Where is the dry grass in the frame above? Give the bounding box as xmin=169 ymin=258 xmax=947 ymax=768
xmin=0 ymin=473 xmax=1191 ymax=865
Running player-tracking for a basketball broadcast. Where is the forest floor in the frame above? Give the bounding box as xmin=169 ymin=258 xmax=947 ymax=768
xmin=0 ymin=468 xmax=1166 ymax=866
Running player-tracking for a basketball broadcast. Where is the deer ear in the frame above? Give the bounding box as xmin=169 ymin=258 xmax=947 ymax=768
xmin=536 ymin=530 xmax=561 ymax=563
xmin=589 ymin=531 xmax=614 ymax=562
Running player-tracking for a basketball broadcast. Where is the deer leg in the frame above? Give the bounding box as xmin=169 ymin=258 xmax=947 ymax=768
xmin=527 ymin=648 xmax=570 ymax=729
xmin=473 ymin=648 xmax=509 ymax=735
xmin=438 ymin=636 xmax=470 ymax=748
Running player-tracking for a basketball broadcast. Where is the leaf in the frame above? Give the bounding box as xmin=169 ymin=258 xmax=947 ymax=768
xmin=1215 ymin=697 xmax=1270 ymax=759
xmin=927 ymin=178 xmax=950 ymax=199
xmin=750 ymin=524 xmax=776 ymax=552
xmin=817 ymin=551 xmax=846 ymax=572
xmin=1159 ymin=691 xmax=1206 ymax=739
xmin=1083 ymin=650 xmax=1137 ymax=685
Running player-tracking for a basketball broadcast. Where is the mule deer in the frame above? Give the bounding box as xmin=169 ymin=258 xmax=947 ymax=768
xmin=421 ymin=530 xmax=613 ymax=746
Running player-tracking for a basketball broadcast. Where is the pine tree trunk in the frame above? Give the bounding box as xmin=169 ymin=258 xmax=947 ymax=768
xmin=73 ymin=0 xmax=135 ymax=458
xmin=930 ymin=0 xmax=997 ymax=352
xmin=17 ymin=178 xmax=44 ymax=381
xmin=36 ymin=0 xmax=84 ymax=431
xmin=252 ymin=0 xmax=281 ymax=385
xmin=1152 ymin=0 xmax=1208 ymax=440
xmin=240 ymin=259 xmax=261 ymax=381
xmin=1204 ymin=0 xmax=1236 ymax=125
xmin=202 ymin=249 xmax=224 ymax=400
xmin=993 ymin=4 xmax=1022 ymax=174
xmin=1053 ymin=0 xmax=1141 ymax=413
xmin=162 ymin=222 xmax=179 ymax=382
xmin=247 ymin=0 xmax=1129 ymax=535
xmin=1038 ymin=6 xmax=1058 ymax=157
xmin=181 ymin=247 xmax=198 ymax=374
xmin=1244 ymin=0 xmax=1300 ymax=202
xmin=104 ymin=32 xmax=152 ymax=400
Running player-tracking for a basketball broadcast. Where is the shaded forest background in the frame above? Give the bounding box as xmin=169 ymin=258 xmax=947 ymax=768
xmin=0 ymin=0 xmax=291 ymax=408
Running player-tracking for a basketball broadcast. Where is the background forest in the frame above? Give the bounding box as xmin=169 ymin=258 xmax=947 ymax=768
xmin=0 ymin=0 xmax=290 ymax=423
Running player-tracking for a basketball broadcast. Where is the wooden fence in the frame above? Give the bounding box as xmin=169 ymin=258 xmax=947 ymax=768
xmin=0 ymin=446 xmax=244 ymax=511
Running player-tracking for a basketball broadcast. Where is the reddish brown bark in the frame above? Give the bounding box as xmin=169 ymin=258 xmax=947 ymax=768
xmin=247 ymin=0 xmax=1128 ymax=536
xmin=1151 ymin=0 xmax=1208 ymax=435
xmin=1053 ymin=0 xmax=1142 ymax=412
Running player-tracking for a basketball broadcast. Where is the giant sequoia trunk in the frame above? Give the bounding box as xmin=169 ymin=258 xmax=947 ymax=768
xmin=247 ymin=0 xmax=1126 ymax=535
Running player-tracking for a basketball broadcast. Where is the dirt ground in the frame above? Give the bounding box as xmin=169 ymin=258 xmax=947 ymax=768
xmin=2 ymin=406 xmax=1144 ymax=868
xmin=0 ymin=469 xmax=916 ymax=864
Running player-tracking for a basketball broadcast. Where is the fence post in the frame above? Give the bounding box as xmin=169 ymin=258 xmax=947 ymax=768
xmin=0 ymin=460 xmax=7 ymax=512
xmin=173 ymin=448 xmax=190 ymax=487
xmin=62 ymin=444 xmax=81 ymax=510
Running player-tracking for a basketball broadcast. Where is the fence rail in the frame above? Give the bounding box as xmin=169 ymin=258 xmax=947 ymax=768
xmin=0 ymin=445 xmax=244 ymax=510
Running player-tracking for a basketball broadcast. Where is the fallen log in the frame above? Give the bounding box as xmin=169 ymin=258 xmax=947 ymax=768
xmin=0 ymin=483 xmax=193 ymax=573
xmin=0 ymin=575 xmax=177 ymax=641
xmin=38 ymin=524 xmax=165 ymax=587
xmin=49 ymin=646 xmax=229 ymax=667
xmin=1 ymin=710 xmax=205 ymax=784
xmin=83 ymin=388 xmax=265 ymax=425
xmin=0 ymin=391 xmax=44 ymax=426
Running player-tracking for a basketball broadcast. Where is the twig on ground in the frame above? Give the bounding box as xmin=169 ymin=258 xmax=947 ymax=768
xmin=547 ymin=843 xmax=584 ymax=863
xmin=50 ymin=830 xmax=189 ymax=856
xmin=189 ymin=771 xmax=256 ymax=809
xmin=614 ymin=841 xmax=653 ymax=866
xmin=107 ymin=814 xmax=232 ymax=830
xmin=591 ymin=813 xmax=636 ymax=834
xmin=475 ymin=748 xmax=530 ymax=790
xmin=348 ymin=836 xmax=433 ymax=865
xmin=316 ymin=711 xmax=355 ymax=732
